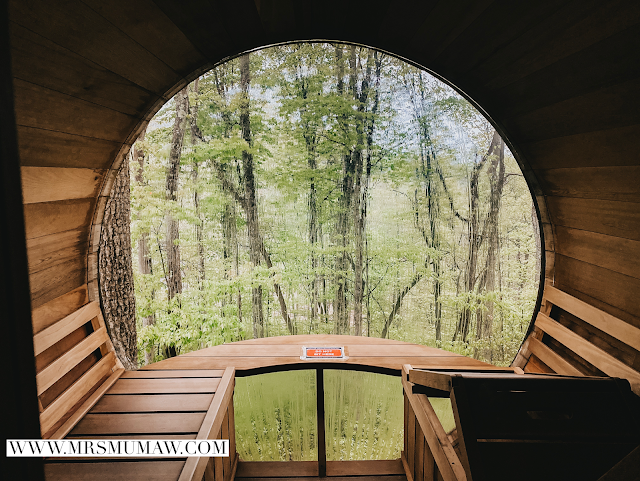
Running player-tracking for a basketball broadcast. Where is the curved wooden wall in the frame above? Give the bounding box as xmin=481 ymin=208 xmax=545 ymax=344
xmin=9 ymin=0 xmax=640 ymax=421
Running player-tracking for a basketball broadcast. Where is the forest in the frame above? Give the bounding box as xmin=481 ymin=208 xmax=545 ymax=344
xmin=122 ymin=43 xmax=539 ymax=367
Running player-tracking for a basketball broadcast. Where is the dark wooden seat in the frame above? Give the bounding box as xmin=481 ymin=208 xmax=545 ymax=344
xmin=405 ymin=367 xmax=640 ymax=481
xmin=44 ymin=367 xmax=237 ymax=481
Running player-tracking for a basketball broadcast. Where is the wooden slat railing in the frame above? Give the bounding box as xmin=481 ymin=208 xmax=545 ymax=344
xmin=401 ymin=365 xmax=467 ymax=481
xmin=179 ymin=366 xmax=238 ymax=481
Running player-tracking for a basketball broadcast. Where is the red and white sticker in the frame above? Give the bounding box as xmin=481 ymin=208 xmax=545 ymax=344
xmin=301 ymin=346 xmax=346 ymax=360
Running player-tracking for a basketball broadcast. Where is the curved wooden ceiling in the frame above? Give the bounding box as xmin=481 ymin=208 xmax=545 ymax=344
xmin=10 ymin=1 xmax=640 ymax=391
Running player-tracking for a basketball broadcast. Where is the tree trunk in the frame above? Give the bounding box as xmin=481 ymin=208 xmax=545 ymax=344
xmin=454 ymin=131 xmax=501 ymax=343
xmin=475 ymin=135 xmax=505 ymax=360
xmin=99 ymin=153 xmax=137 ymax=370
xmin=134 ymin=128 xmax=155 ymax=365
xmin=190 ymin=79 xmax=205 ymax=286
xmin=166 ymin=85 xmax=188 ymax=303
xmin=239 ymin=54 xmax=265 ymax=339
xmin=333 ymin=45 xmax=350 ymax=334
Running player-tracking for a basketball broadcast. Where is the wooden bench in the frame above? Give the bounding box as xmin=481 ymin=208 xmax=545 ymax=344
xmin=515 ymin=282 xmax=640 ymax=396
xmin=404 ymin=366 xmax=640 ymax=481
xmin=44 ymin=367 xmax=238 ymax=481
xmin=33 ymin=300 xmax=123 ymax=438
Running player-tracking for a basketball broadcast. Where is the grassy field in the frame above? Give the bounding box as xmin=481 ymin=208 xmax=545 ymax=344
xmin=234 ymin=370 xmax=455 ymax=461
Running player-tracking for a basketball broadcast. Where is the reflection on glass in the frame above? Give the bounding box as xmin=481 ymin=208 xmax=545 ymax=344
xmin=324 ymin=371 xmax=403 ymax=461
xmin=234 ymin=370 xmax=317 ymax=461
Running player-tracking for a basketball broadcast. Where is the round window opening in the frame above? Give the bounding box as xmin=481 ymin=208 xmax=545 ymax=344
xmin=128 ymin=42 xmax=540 ymax=366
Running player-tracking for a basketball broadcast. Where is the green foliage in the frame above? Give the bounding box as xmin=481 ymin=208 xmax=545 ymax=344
xmin=131 ymin=43 xmax=538 ymax=367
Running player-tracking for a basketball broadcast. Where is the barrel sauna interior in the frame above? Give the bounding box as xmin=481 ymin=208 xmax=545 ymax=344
xmin=3 ymin=1 xmax=640 ymax=480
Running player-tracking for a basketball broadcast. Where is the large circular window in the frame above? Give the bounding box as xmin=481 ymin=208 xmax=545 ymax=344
xmin=128 ymin=43 xmax=539 ymax=366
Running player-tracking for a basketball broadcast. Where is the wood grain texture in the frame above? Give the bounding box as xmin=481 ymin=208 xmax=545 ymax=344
xmin=17 ymin=125 xmax=122 ymax=169
xmin=31 ymin=285 xmax=88 ymax=334
xmin=29 ymin=257 xmax=86 ymax=309
xmin=9 ymin=0 xmax=181 ymax=93
xmin=92 ymin=394 xmax=213 ymax=413
xmin=535 ymin=166 xmax=640 ymax=203
xmin=107 ymin=377 xmax=221 ymax=395
xmin=27 ymin=229 xmax=88 ymax=275
xmin=554 ymin=254 xmax=640 ymax=324
xmin=24 ymin=198 xmax=94 ymax=239
xmin=13 ymin=79 xmax=140 ymax=143
xmin=546 ymin=196 xmax=640 ymax=242
xmin=21 ymin=166 xmax=104 ymax=204
xmin=70 ymin=412 xmax=206 ymax=435
xmin=553 ymin=226 xmax=640 ymax=281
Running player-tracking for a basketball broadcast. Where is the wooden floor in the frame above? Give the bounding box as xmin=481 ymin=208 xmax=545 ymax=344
xmin=142 ymin=335 xmax=500 ymax=374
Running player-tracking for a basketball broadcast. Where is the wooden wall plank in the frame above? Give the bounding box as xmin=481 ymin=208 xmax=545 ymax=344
xmin=545 ymin=284 xmax=640 ymax=351
xmin=13 ymin=79 xmax=139 ymax=143
xmin=504 ymin=76 xmax=640 ymax=142
xmin=81 ymin=0 xmax=208 ymax=76
xmin=491 ymin=24 xmax=640 ymax=119
xmin=546 ymin=196 xmax=640 ymax=242
xmin=535 ymin=166 xmax=640 ymax=203
xmin=435 ymin=1 xmax=560 ymax=75
xmin=92 ymin=394 xmax=213 ymax=413
xmin=21 ymin=167 xmax=104 ymax=204
xmin=535 ymin=313 xmax=640 ymax=394
xmin=24 ymin=198 xmax=94 ymax=239
xmin=36 ymin=326 xmax=109 ymax=395
xmin=519 ymin=124 xmax=640 ymax=170
xmin=10 ymin=23 xmax=157 ymax=117
xmin=33 ymin=302 xmax=100 ymax=356
xmin=9 ymin=0 xmax=181 ymax=93
xmin=475 ymin=1 xmax=640 ymax=90
xmin=407 ymin=0 xmax=494 ymax=64
xmin=39 ymin=351 xmax=114 ymax=435
xmin=27 ymin=229 xmax=88 ymax=275
xmin=31 ymin=285 xmax=88 ymax=334
xmin=554 ymin=226 xmax=640 ymax=281
xmin=554 ymin=254 xmax=640 ymax=325
xmin=17 ymin=125 xmax=122 ymax=169
xmin=29 ymin=257 xmax=85 ymax=309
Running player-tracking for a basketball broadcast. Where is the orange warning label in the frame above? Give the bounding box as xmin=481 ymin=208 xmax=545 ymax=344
xmin=304 ymin=347 xmax=344 ymax=358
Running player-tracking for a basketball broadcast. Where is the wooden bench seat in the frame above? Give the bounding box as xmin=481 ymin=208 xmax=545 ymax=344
xmin=44 ymin=367 xmax=238 ymax=481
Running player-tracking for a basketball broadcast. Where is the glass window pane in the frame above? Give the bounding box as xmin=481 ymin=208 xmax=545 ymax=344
xmin=234 ymin=370 xmax=317 ymax=461
xmin=324 ymin=370 xmax=403 ymax=461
